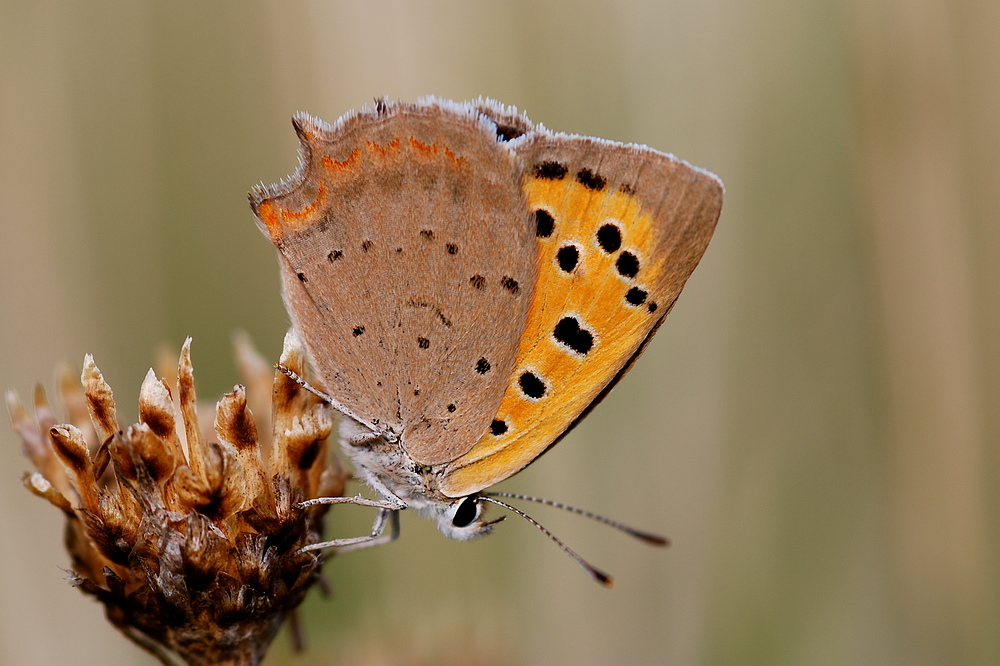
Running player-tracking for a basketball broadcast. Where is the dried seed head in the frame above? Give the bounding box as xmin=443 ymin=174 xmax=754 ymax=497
xmin=7 ymin=331 xmax=346 ymax=666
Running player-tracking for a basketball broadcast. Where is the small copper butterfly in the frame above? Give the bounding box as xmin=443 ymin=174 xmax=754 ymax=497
xmin=250 ymin=97 xmax=723 ymax=583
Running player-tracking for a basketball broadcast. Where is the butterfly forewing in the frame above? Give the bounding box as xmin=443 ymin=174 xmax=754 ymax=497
xmin=439 ymin=132 xmax=723 ymax=496
xmin=252 ymin=103 xmax=539 ymax=465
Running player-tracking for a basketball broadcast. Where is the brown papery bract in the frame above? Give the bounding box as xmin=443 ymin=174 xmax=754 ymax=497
xmin=7 ymin=331 xmax=346 ymax=666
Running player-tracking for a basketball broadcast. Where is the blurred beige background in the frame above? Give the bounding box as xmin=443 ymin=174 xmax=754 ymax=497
xmin=2 ymin=1 xmax=997 ymax=664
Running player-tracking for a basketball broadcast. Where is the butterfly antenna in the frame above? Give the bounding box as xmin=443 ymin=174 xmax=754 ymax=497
xmin=484 ymin=491 xmax=669 ymax=546
xmin=479 ymin=495 xmax=614 ymax=587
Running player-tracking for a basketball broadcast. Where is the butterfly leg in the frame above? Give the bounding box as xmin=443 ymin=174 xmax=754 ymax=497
xmin=277 ymin=363 xmax=386 ymax=437
xmin=331 ymin=508 xmax=400 ymax=554
xmin=297 ymin=495 xmax=404 ymax=554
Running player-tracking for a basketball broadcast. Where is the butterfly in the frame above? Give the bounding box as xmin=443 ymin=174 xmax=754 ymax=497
xmin=250 ymin=97 xmax=722 ymax=583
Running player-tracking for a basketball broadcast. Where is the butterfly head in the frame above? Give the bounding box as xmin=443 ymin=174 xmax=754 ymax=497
xmin=435 ymin=495 xmax=505 ymax=540
xmin=338 ymin=418 xmax=505 ymax=540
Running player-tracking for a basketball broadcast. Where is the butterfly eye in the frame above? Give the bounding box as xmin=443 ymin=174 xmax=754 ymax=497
xmin=451 ymin=496 xmax=480 ymax=528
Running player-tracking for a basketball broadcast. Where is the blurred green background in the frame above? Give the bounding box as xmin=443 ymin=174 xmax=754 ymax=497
xmin=2 ymin=1 xmax=997 ymax=664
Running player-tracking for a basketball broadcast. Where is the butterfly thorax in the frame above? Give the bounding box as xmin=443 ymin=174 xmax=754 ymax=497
xmin=338 ymin=418 xmax=497 ymax=540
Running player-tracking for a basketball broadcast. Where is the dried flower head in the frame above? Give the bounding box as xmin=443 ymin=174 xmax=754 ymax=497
xmin=7 ymin=331 xmax=346 ymax=666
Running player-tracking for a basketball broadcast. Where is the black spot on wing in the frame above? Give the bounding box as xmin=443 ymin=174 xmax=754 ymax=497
xmin=501 ymin=276 xmax=520 ymax=294
xmin=518 ymin=371 xmax=547 ymax=399
xmin=535 ymin=209 xmax=555 ymax=238
xmin=625 ymin=287 xmax=647 ymax=306
xmin=596 ymin=224 xmax=622 ymax=253
xmin=553 ymin=316 xmax=593 ymax=356
xmin=616 ymin=251 xmax=640 ymax=278
xmin=556 ymin=245 xmax=579 ymax=273
xmin=576 ymin=168 xmax=606 ymax=191
xmin=533 ymin=161 xmax=568 ymax=180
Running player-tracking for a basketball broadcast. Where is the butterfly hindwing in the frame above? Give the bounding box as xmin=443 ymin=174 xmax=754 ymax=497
xmin=251 ymin=101 xmax=539 ymax=465
xmin=438 ymin=131 xmax=723 ymax=496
